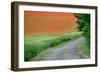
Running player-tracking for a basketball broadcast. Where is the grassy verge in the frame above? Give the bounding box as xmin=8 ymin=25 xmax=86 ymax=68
xmin=76 ymin=40 xmax=90 ymax=58
xmin=30 ymin=38 xmax=80 ymax=61
xmin=24 ymin=32 xmax=82 ymax=61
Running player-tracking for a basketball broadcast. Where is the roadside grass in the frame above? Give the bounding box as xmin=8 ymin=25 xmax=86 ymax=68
xmin=24 ymin=32 xmax=82 ymax=61
xmin=30 ymin=38 xmax=81 ymax=61
xmin=77 ymin=40 xmax=90 ymax=58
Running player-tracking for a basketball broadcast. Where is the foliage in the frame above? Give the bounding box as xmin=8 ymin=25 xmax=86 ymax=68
xmin=75 ymin=13 xmax=90 ymax=47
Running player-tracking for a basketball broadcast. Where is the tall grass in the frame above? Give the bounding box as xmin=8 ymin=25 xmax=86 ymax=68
xmin=24 ymin=32 xmax=82 ymax=61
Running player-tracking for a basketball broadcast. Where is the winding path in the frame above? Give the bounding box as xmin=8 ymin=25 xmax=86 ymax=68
xmin=45 ymin=37 xmax=84 ymax=60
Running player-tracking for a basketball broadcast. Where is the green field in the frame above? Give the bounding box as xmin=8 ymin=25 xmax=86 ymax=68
xmin=24 ymin=32 xmax=82 ymax=61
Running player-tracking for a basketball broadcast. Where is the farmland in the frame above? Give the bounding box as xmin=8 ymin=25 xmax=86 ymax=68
xmin=24 ymin=12 xmax=90 ymax=61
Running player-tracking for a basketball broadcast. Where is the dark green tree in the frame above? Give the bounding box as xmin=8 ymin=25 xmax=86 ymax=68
xmin=75 ymin=13 xmax=90 ymax=48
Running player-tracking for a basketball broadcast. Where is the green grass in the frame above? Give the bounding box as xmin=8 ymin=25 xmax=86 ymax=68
xmin=76 ymin=40 xmax=90 ymax=58
xmin=24 ymin=32 xmax=82 ymax=61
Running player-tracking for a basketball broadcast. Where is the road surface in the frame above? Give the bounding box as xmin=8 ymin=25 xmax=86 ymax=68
xmin=45 ymin=37 xmax=84 ymax=60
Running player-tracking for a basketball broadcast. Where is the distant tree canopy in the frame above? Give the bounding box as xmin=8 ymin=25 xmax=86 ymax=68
xmin=75 ymin=14 xmax=90 ymax=44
